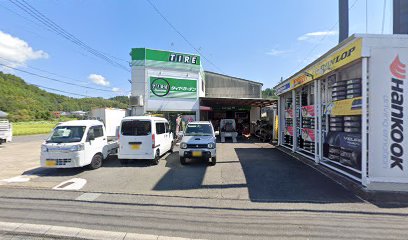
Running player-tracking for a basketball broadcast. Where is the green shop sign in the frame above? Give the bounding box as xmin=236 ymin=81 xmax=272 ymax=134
xmin=131 ymin=48 xmax=201 ymax=71
xmin=150 ymin=77 xmax=197 ymax=99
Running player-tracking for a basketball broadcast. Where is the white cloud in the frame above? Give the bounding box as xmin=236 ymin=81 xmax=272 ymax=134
xmin=88 ymin=74 xmax=110 ymax=86
xmin=265 ymin=49 xmax=292 ymax=56
xmin=297 ymin=31 xmax=337 ymax=41
xmin=0 ymin=30 xmax=48 ymax=69
xmin=112 ymin=87 xmax=120 ymax=92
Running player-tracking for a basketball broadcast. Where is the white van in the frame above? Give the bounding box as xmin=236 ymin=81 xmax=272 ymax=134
xmin=118 ymin=116 xmax=174 ymax=165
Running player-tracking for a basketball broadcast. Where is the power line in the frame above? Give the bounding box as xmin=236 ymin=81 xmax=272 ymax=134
xmin=0 ymin=63 xmax=116 ymax=93
xmin=381 ymin=0 xmax=386 ymax=34
xmin=8 ymin=0 xmax=130 ymax=73
xmin=295 ymin=0 xmax=359 ymax=71
xmin=0 ymin=56 xmax=113 ymax=89
xmin=33 ymin=84 xmax=89 ymax=97
xmin=145 ymin=0 xmax=224 ymax=73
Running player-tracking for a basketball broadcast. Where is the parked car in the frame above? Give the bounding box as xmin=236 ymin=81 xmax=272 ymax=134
xmin=179 ymin=121 xmax=216 ymax=165
xmin=118 ymin=116 xmax=174 ymax=165
xmin=220 ymin=119 xmax=237 ymax=143
xmin=0 ymin=111 xmax=12 ymax=144
xmin=40 ymin=120 xmax=118 ymax=169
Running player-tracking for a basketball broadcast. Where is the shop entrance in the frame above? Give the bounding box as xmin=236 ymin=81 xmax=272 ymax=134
xmin=200 ymin=97 xmax=277 ymax=136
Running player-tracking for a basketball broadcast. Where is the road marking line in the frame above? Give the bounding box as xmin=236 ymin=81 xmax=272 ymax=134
xmin=0 ymin=176 xmax=31 ymax=183
xmin=75 ymin=193 xmax=101 ymax=201
xmin=53 ymin=178 xmax=86 ymax=190
xmin=0 ymin=221 xmax=207 ymax=240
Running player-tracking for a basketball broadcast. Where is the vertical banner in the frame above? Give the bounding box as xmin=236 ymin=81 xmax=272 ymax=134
xmin=369 ymin=48 xmax=408 ymax=181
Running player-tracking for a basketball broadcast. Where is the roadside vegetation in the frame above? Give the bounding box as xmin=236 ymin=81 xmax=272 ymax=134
xmin=0 ymin=72 xmax=128 ymax=122
xmin=12 ymin=117 xmax=77 ymax=136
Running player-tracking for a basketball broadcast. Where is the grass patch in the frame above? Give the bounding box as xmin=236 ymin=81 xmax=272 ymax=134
xmin=12 ymin=118 xmax=77 ymax=136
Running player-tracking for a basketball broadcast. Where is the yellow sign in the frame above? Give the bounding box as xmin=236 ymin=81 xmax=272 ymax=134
xmin=281 ymin=38 xmax=363 ymax=93
xmin=331 ymin=97 xmax=362 ymax=116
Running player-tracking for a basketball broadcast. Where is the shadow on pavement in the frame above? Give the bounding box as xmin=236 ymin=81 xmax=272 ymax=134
xmin=102 ymin=155 xmax=152 ymax=168
xmin=235 ymin=147 xmax=363 ymax=203
xmin=153 ymin=151 xmax=208 ymax=191
xmin=23 ymin=167 xmax=84 ymax=177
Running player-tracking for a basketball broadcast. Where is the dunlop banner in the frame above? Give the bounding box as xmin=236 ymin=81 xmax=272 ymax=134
xmin=275 ymin=38 xmax=362 ymax=95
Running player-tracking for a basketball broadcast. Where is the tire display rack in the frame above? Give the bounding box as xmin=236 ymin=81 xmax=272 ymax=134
xmin=275 ymin=34 xmax=408 ymax=191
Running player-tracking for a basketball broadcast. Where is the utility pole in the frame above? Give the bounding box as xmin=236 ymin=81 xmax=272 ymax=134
xmin=339 ymin=0 xmax=349 ymax=43
xmin=393 ymin=0 xmax=408 ymax=34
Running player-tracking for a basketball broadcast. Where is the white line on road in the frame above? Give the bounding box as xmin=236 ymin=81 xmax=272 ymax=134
xmin=53 ymin=178 xmax=87 ymax=190
xmin=0 ymin=176 xmax=31 ymax=183
xmin=0 ymin=221 xmax=206 ymax=240
xmin=75 ymin=193 xmax=101 ymax=201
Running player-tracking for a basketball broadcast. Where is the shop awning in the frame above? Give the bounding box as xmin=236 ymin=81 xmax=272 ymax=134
xmin=199 ymin=106 xmax=213 ymax=111
xmin=200 ymin=97 xmax=277 ymax=108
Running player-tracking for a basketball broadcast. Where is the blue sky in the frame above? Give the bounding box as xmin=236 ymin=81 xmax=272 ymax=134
xmin=0 ymin=0 xmax=393 ymax=98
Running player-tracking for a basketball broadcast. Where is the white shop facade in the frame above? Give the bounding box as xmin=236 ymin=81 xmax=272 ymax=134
xmin=130 ymin=48 xmax=274 ymax=135
xmin=274 ymin=34 xmax=408 ymax=191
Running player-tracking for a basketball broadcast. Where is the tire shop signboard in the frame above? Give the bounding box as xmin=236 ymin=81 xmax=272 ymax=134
xmin=150 ymin=77 xmax=197 ymax=99
xmin=369 ymin=48 xmax=408 ymax=181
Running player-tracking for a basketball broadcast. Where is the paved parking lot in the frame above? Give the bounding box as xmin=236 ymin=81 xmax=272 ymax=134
xmin=0 ymin=135 xmax=360 ymax=203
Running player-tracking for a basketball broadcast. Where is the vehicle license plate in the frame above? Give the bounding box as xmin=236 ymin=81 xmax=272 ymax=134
xmin=46 ymin=160 xmax=56 ymax=167
xmin=192 ymin=151 xmax=202 ymax=157
xmin=131 ymin=144 xmax=140 ymax=150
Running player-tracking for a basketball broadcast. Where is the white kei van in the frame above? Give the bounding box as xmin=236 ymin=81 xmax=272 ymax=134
xmin=118 ymin=116 xmax=174 ymax=165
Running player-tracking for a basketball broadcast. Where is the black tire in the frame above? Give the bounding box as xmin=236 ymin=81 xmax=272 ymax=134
xmin=346 ymin=79 xmax=361 ymax=84
xmin=180 ymin=156 xmax=187 ymax=165
xmin=209 ymin=157 xmax=216 ymax=166
xmin=119 ymin=158 xmax=128 ymax=165
xmin=169 ymin=141 xmax=174 ymax=153
xmin=89 ymin=153 xmax=103 ymax=170
xmin=151 ymin=150 xmax=160 ymax=165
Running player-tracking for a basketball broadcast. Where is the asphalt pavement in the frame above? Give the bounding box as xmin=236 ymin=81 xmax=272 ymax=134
xmin=1 ymin=136 xmax=408 ymax=239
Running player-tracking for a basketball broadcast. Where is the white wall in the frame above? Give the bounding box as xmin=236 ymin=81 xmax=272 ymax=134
xmin=131 ymin=66 xmax=201 ymax=114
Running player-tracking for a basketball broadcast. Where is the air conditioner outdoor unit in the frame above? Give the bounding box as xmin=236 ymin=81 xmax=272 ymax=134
xmin=129 ymin=95 xmax=144 ymax=107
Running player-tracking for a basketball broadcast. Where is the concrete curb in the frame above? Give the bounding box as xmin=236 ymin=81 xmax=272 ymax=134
xmin=0 ymin=221 xmax=205 ymax=240
xmin=276 ymin=146 xmax=408 ymax=206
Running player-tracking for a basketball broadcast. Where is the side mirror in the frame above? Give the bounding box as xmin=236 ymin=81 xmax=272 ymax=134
xmin=87 ymin=133 xmax=95 ymax=141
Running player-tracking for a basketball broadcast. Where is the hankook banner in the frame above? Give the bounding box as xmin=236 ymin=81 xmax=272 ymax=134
xmin=149 ymin=77 xmax=197 ymax=99
xmin=369 ymin=48 xmax=408 ymax=181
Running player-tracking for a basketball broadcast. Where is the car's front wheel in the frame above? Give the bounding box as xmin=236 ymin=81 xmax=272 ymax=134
xmin=180 ymin=156 xmax=187 ymax=165
xmin=209 ymin=157 xmax=216 ymax=166
xmin=89 ymin=153 xmax=103 ymax=170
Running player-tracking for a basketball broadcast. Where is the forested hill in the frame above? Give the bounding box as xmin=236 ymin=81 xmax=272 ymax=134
xmin=0 ymin=72 xmax=128 ymax=121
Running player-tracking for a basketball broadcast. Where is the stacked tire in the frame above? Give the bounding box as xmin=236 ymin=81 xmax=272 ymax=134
xmin=344 ymin=116 xmax=361 ymax=133
xmin=302 ymin=118 xmax=315 ymax=129
xmin=346 ymin=79 xmax=362 ymax=99
xmin=303 ymin=141 xmax=315 ymax=153
xmin=332 ymin=81 xmax=347 ymax=101
xmin=329 ymin=116 xmax=344 ymax=132
xmin=339 ymin=149 xmax=361 ymax=169
xmin=328 ymin=145 xmax=341 ymax=161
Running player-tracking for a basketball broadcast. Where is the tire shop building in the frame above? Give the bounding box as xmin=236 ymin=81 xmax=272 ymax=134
xmin=129 ymin=48 xmax=276 ymax=135
xmin=273 ymin=34 xmax=408 ymax=191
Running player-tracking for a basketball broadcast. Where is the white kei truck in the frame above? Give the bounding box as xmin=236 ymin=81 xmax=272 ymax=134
xmin=0 ymin=111 xmax=12 ymax=144
xmin=40 ymin=108 xmax=125 ymax=169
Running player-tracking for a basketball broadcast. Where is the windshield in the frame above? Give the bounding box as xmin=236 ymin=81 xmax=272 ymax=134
xmin=121 ymin=120 xmax=151 ymax=136
xmin=185 ymin=124 xmax=213 ymax=136
xmin=47 ymin=126 xmax=86 ymax=143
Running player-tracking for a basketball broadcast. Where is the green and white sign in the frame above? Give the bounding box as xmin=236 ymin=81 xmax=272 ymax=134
xmin=131 ymin=48 xmax=201 ymax=71
xmin=150 ymin=77 xmax=197 ymax=99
